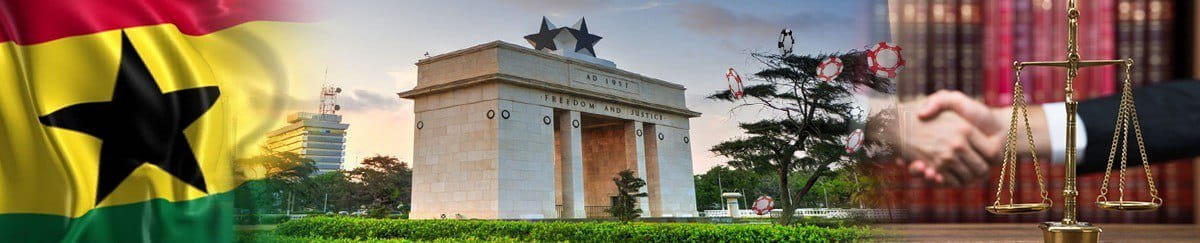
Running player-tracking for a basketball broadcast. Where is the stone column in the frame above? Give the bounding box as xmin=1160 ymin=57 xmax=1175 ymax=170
xmin=624 ymin=121 xmax=651 ymax=215
xmin=642 ymin=124 xmax=663 ymax=217
xmin=556 ymin=111 xmax=585 ymax=218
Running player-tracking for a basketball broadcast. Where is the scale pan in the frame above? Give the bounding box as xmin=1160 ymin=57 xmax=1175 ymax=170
xmin=986 ymin=203 xmax=1050 ymax=214
xmin=1096 ymin=201 xmax=1160 ymax=211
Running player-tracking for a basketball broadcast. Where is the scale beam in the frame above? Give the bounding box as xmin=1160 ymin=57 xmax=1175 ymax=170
xmin=1016 ymin=59 xmax=1130 ymax=68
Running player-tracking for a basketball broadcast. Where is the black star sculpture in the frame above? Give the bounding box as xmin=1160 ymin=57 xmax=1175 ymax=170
xmin=567 ymin=18 xmax=602 ymax=57
xmin=39 ymin=31 xmax=218 ymax=205
xmin=524 ymin=16 xmax=560 ymax=51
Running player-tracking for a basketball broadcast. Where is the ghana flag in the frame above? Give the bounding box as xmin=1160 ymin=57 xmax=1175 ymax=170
xmin=0 ymin=0 xmax=314 ymax=241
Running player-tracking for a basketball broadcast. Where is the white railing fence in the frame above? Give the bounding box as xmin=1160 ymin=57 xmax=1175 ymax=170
xmin=700 ymin=208 xmax=907 ymax=220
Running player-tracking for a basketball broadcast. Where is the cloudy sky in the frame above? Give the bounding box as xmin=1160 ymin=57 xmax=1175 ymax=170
xmin=289 ymin=0 xmax=886 ymax=173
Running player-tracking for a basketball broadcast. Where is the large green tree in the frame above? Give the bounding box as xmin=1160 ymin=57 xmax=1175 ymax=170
xmin=233 ymin=153 xmax=415 ymax=216
xmin=694 ymin=167 xmax=872 ymax=209
xmin=346 ymin=155 xmax=412 ymax=214
xmin=311 ymin=170 xmax=356 ymax=213
xmin=233 ymin=152 xmax=317 ymax=213
xmin=693 ymin=166 xmax=764 ymax=210
xmin=709 ymin=51 xmax=892 ymax=225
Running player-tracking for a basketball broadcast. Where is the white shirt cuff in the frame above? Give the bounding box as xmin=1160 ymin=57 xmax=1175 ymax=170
xmin=1042 ymin=102 xmax=1088 ymax=164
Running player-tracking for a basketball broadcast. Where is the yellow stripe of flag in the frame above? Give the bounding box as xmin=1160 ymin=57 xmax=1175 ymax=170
xmin=0 ymin=22 xmax=317 ymax=218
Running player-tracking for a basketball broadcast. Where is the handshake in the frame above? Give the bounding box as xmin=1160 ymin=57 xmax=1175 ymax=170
xmin=880 ymin=90 xmax=1050 ymax=187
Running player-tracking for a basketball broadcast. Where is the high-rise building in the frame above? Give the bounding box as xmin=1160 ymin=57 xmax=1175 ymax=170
xmin=265 ymin=112 xmax=349 ymax=173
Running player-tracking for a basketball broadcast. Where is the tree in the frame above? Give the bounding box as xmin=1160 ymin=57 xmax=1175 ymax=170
xmin=346 ymin=155 xmax=412 ymax=215
xmin=312 ymin=170 xmax=355 ymax=213
xmin=693 ymin=166 xmax=763 ymax=210
xmin=708 ymin=51 xmax=893 ymax=225
xmin=232 ymin=152 xmax=418 ymax=216
xmin=606 ymin=169 xmax=648 ymax=222
xmin=232 ymin=152 xmax=317 ymax=213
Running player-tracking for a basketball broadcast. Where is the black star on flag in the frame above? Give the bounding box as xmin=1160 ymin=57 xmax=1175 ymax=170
xmin=38 ymin=31 xmax=219 ymax=205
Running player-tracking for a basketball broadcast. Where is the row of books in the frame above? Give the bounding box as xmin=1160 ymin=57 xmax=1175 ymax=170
xmin=878 ymin=159 xmax=1195 ymax=223
xmin=881 ymin=0 xmax=1192 ymax=223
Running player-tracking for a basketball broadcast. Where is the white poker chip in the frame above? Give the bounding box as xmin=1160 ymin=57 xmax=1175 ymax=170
xmin=725 ymin=68 xmax=745 ymax=99
xmin=844 ymin=129 xmax=864 ymax=153
xmin=866 ymin=42 xmax=906 ymax=79
xmin=816 ymin=57 xmax=843 ymax=82
xmin=778 ymin=29 xmax=794 ymax=55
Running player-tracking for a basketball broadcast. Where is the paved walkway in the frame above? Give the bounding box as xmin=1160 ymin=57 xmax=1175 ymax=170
xmin=878 ymin=224 xmax=1200 ymax=242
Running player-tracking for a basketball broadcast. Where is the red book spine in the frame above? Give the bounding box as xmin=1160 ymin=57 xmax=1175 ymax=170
xmin=1081 ymin=0 xmax=1117 ymax=99
xmin=1016 ymin=161 xmax=1034 ymax=222
xmin=1013 ymin=0 xmax=1033 ymax=104
xmin=983 ymin=164 xmax=1005 ymax=223
xmin=1083 ymin=168 xmax=1101 ymax=223
xmin=1049 ymin=0 xmax=1067 ymax=103
xmin=1136 ymin=164 xmax=1152 ymax=223
xmin=915 ymin=0 xmax=930 ymax=96
xmin=960 ymin=0 xmax=983 ymax=97
xmin=1028 ymin=0 xmax=1050 ymax=103
xmin=1052 ymin=164 xmax=1070 ymax=222
xmin=932 ymin=187 xmax=954 ymax=222
xmin=895 ymin=0 xmax=926 ymax=99
xmin=909 ymin=172 xmax=930 ymax=222
xmin=1158 ymin=160 xmax=1176 ymax=222
xmin=930 ymin=0 xmax=948 ymax=93
xmin=1179 ymin=160 xmax=1196 ymax=223
xmin=983 ymin=0 xmax=1015 ymax=106
xmin=1145 ymin=0 xmax=1171 ymax=84
xmin=943 ymin=0 xmax=960 ymax=93
xmin=1131 ymin=0 xmax=1147 ymax=88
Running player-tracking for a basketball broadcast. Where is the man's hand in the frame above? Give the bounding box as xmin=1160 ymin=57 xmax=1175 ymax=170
xmin=890 ymin=101 xmax=999 ymax=187
xmin=898 ymin=90 xmax=1052 ymax=186
xmin=918 ymin=90 xmax=1006 ymax=135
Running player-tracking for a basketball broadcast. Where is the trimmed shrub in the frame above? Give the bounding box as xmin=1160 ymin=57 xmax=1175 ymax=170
xmin=274 ymin=217 xmax=870 ymax=242
xmin=235 ymin=214 xmax=290 ymax=225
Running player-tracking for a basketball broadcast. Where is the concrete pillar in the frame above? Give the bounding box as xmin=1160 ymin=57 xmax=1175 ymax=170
xmin=625 ymin=121 xmax=651 ymax=215
xmin=723 ymin=192 xmax=744 ymax=218
xmin=556 ymin=111 xmax=585 ymax=218
xmin=642 ymin=124 xmax=663 ymax=217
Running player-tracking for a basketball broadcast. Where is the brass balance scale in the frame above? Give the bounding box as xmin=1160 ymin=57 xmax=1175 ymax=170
xmin=983 ymin=0 xmax=1161 ymax=242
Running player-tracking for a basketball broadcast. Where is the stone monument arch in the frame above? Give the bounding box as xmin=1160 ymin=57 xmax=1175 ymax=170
xmin=398 ymin=17 xmax=700 ymax=219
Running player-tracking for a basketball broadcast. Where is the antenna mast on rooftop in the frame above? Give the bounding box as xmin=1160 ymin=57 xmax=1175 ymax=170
xmin=318 ymin=68 xmax=342 ymax=115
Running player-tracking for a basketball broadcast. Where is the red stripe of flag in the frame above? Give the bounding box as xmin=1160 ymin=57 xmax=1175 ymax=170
xmin=0 ymin=0 xmax=316 ymax=45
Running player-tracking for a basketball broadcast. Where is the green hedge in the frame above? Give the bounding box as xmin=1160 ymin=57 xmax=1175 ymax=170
xmin=274 ymin=217 xmax=870 ymax=242
xmin=235 ymin=214 xmax=291 ymax=225
xmin=241 ymin=233 xmax=526 ymax=243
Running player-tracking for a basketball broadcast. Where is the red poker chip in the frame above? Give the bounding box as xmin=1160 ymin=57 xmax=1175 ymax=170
xmin=845 ymin=129 xmax=864 ymax=153
xmin=816 ymin=57 xmax=843 ymax=82
xmin=752 ymin=195 xmax=774 ymax=215
xmin=866 ymin=42 xmax=906 ymax=79
xmin=725 ymin=68 xmax=745 ymax=99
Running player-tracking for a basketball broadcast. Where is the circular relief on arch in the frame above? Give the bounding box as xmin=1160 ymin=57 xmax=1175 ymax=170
xmin=684 ymin=136 xmax=690 ymax=144
xmin=543 ymin=116 xmax=552 ymax=125
xmin=572 ymin=119 xmax=580 ymax=128
xmin=636 ymin=129 xmax=643 ymax=137
xmin=658 ymin=133 xmax=665 ymax=140
xmin=416 ymin=121 xmax=424 ymax=129
xmin=501 ymin=110 xmax=511 ymax=119
xmin=486 ymin=110 xmax=496 ymax=119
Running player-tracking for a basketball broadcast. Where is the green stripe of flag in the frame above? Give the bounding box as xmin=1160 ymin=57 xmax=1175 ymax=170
xmin=0 ymin=191 xmax=233 ymax=242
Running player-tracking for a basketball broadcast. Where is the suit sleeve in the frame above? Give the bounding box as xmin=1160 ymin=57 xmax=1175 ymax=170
xmin=1078 ymin=81 xmax=1200 ymax=174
